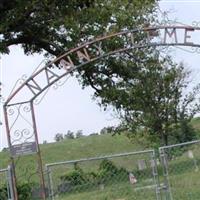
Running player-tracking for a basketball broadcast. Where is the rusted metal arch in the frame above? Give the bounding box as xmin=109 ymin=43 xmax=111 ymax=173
xmin=4 ymin=25 xmax=200 ymax=107
xmin=3 ymin=25 xmax=200 ymax=200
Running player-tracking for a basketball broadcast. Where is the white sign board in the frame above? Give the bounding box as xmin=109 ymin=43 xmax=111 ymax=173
xmin=10 ymin=142 xmax=37 ymax=157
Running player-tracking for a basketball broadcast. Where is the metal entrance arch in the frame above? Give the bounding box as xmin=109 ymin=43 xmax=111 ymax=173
xmin=3 ymin=25 xmax=200 ymax=199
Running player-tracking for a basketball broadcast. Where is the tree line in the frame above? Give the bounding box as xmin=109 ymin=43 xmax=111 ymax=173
xmin=54 ymin=126 xmax=116 ymax=142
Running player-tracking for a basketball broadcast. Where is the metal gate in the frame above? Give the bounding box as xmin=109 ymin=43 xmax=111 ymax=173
xmin=159 ymin=140 xmax=200 ymax=200
xmin=1 ymin=140 xmax=199 ymax=200
xmin=45 ymin=140 xmax=200 ymax=200
xmin=46 ymin=150 xmax=161 ymax=200
xmin=0 ymin=165 xmax=14 ymax=200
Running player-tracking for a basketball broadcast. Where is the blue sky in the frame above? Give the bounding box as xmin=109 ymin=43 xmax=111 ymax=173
xmin=0 ymin=0 xmax=200 ymax=150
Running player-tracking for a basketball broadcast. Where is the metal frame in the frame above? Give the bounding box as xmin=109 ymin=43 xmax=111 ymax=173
xmin=0 ymin=166 xmax=14 ymax=200
xmin=45 ymin=149 xmax=161 ymax=200
xmin=3 ymin=25 xmax=200 ymax=199
xmin=159 ymin=140 xmax=200 ymax=200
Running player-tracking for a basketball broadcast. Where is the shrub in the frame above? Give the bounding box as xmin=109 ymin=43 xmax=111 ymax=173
xmin=0 ymin=185 xmax=7 ymax=200
xmin=17 ymin=183 xmax=33 ymax=200
xmin=0 ymin=182 xmax=35 ymax=200
xmin=58 ymin=159 xmax=129 ymax=194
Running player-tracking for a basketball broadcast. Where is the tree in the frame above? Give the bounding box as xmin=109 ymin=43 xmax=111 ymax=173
xmin=43 ymin=140 xmax=48 ymax=144
xmin=0 ymin=0 xmax=94 ymax=55
xmin=100 ymin=127 xmax=108 ymax=135
xmin=0 ymin=0 xmax=158 ymax=97
xmin=0 ymin=0 xmax=157 ymax=55
xmin=89 ymin=132 xmax=99 ymax=136
xmin=54 ymin=133 xmax=64 ymax=142
xmin=100 ymin=126 xmax=115 ymax=135
xmin=4 ymin=0 xmax=198 ymax=146
xmin=76 ymin=130 xmax=83 ymax=138
xmin=113 ymin=60 xmax=200 ymax=146
xmin=64 ymin=130 xmax=75 ymax=139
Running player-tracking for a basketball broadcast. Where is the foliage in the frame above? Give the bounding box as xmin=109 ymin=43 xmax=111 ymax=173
xmin=43 ymin=140 xmax=48 ymax=144
xmin=75 ymin=130 xmax=84 ymax=138
xmin=59 ymin=159 xmax=129 ymax=194
xmin=0 ymin=183 xmax=33 ymax=200
xmin=97 ymin=159 xmax=128 ymax=184
xmin=0 ymin=0 xmax=157 ymax=55
xmin=169 ymin=120 xmax=198 ymax=145
xmin=100 ymin=126 xmax=115 ymax=135
xmin=64 ymin=130 xmax=75 ymax=139
xmin=0 ymin=185 xmax=7 ymax=200
xmin=2 ymin=0 xmax=199 ymax=146
xmin=17 ymin=183 xmax=33 ymax=200
xmin=54 ymin=133 xmax=64 ymax=142
xmin=89 ymin=132 xmax=99 ymax=136
xmin=113 ymin=61 xmax=200 ymax=146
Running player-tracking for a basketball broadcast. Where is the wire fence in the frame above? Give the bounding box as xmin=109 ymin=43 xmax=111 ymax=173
xmin=46 ymin=150 xmax=160 ymax=200
xmin=1 ymin=140 xmax=200 ymax=200
xmin=0 ymin=166 xmax=13 ymax=200
xmin=159 ymin=140 xmax=200 ymax=200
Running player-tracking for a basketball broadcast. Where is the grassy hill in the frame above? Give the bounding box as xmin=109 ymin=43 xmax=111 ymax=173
xmin=0 ymin=118 xmax=199 ymax=200
xmin=192 ymin=117 xmax=200 ymax=133
xmin=0 ymin=117 xmax=200 ymax=169
xmin=0 ymin=134 xmax=141 ymax=169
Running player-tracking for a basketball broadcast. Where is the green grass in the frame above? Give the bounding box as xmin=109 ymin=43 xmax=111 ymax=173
xmin=54 ymin=147 xmax=200 ymax=200
xmin=1 ymin=117 xmax=199 ymax=169
xmin=0 ymin=134 xmax=141 ymax=169
xmin=0 ymin=117 xmax=200 ymax=200
xmin=59 ymin=182 xmax=157 ymax=200
xmin=0 ymin=134 xmax=145 ymax=187
xmin=192 ymin=117 xmax=200 ymax=137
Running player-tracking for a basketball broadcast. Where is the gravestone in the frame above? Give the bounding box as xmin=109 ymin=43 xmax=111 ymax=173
xmin=138 ymin=160 xmax=147 ymax=170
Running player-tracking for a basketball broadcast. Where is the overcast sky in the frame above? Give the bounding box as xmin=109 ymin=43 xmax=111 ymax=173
xmin=0 ymin=0 xmax=200 ymax=150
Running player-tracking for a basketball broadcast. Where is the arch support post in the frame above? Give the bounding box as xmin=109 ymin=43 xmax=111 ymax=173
xmin=30 ymin=101 xmax=46 ymax=200
xmin=3 ymin=105 xmax=18 ymax=200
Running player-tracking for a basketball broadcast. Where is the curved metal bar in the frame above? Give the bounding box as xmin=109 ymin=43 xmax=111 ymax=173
xmin=4 ymin=25 xmax=200 ymax=106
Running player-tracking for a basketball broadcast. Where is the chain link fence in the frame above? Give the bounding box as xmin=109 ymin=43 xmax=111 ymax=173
xmin=0 ymin=166 xmax=14 ymax=200
xmin=46 ymin=150 xmax=160 ymax=200
xmin=159 ymin=140 xmax=200 ymax=200
xmin=1 ymin=140 xmax=200 ymax=200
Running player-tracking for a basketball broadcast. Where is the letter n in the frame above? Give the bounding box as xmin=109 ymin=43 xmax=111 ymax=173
xmin=26 ymin=79 xmax=42 ymax=95
xmin=77 ymin=48 xmax=91 ymax=62
xmin=59 ymin=56 xmax=74 ymax=71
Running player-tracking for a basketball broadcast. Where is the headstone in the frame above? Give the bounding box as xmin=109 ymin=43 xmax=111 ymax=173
xmin=137 ymin=159 xmax=147 ymax=170
xmin=157 ymin=159 xmax=160 ymax=165
xmin=188 ymin=150 xmax=194 ymax=159
xmin=150 ymin=159 xmax=156 ymax=167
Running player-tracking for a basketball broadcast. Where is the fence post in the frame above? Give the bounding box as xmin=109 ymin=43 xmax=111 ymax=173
xmin=7 ymin=165 xmax=14 ymax=200
xmin=159 ymin=148 xmax=173 ymax=200
xmin=46 ymin=166 xmax=55 ymax=200
xmin=151 ymin=151 xmax=161 ymax=200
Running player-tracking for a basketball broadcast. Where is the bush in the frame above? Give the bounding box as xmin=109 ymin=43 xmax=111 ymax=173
xmin=0 ymin=185 xmax=7 ymax=200
xmin=0 ymin=182 xmax=35 ymax=200
xmin=60 ymin=171 xmax=89 ymax=186
xmin=58 ymin=159 xmax=129 ymax=194
xmin=169 ymin=120 xmax=198 ymax=145
xmin=17 ymin=183 xmax=34 ymax=200
xmin=98 ymin=159 xmax=128 ymax=184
